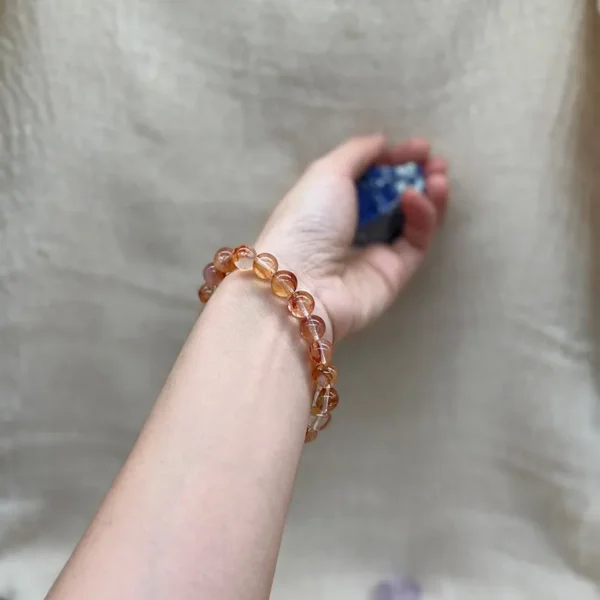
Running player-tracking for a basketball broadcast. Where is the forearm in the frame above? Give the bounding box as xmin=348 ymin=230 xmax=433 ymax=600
xmin=49 ymin=273 xmax=311 ymax=600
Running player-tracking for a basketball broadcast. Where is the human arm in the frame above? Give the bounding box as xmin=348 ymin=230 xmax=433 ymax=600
xmin=47 ymin=135 xmax=449 ymax=600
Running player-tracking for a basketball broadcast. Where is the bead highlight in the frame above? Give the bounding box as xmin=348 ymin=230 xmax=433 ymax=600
xmin=312 ymin=364 xmax=338 ymax=388
xmin=315 ymin=387 xmax=339 ymax=412
xmin=288 ymin=291 xmax=315 ymax=319
xmin=232 ymin=245 xmax=257 ymax=270
xmin=271 ymin=270 xmax=298 ymax=298
xmin=309 ymin=339 xmax=333 ymax=365
xmin=309 ymin=407 xmax=331 ymax=431
xmin=198 ymin=284 xmax=215 ymax=303
xmin=214 ymin=247 xmax=235 ymax=273
xmin=203 ymin=263 xmax=225 ymax=286
xmin=253 ymin=253 xmax=279 ymax=280
xmin=299 ymin=316 xmax=326 ymax=341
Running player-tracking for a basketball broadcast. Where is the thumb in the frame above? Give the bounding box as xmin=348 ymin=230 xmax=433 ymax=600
xmin=317 ymin=134 xmax=387 ymax=178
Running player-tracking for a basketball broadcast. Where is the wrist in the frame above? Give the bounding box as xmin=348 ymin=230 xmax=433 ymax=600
xmin=196 ymin=270 xmax=313 ymax=407
xmin=252 ymin=243 xmax=335 ymax=343
xmin=197 ymin=244 xmax=340 ymax=443
xmin=209 ymin=268 xmax=333 ymax=345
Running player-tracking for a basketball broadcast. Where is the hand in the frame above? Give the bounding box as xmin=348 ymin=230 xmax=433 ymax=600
xmin=255 ymin=135 xmax=450 ymax=341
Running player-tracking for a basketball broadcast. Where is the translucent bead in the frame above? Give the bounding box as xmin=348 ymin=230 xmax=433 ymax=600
xmin=309 ymin=339 xmax=333 ymax=365
xmin=198 ymin=284 xmax=215 ymax=303
xmin=271 ymin=270 xmax=298 ymax=298
xmin=299 ymin=315 xmax=326 ymax=341
xmin=309 ymin=407 xmax=331 ymax=431
xmin=203 ymin=263 xmax=225 ymax=286
xmin=312 ymin=364 xmax=338 ymax=388
xmin=232 ymin=245 xmax=257 ymax=270
xmin=288 ymin=291 xmax=315 ymax=319
xmin=305 ymin=428 xmax=318 ymax=443
xmin=214 ymin=247 xmax=235 ymax=273
xmin=315 ymin=387 xmax=339 ymax=412
xmin=253 ymin=253 xmax=278 ymax=280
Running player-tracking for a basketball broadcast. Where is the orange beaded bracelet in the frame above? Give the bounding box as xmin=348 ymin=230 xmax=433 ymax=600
xmin=198 ymin=245 xmax=339 ymax=443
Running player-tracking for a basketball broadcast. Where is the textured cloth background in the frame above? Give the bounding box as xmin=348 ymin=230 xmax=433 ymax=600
xmin=2 ymin=1 xmax=600 ymax=598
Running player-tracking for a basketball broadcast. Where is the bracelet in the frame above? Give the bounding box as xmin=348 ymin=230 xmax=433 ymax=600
xmin=197 ymin=245 xmax=339 ymax=443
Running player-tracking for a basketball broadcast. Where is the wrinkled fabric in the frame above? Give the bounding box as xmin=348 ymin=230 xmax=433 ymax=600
xmin=2 ymin=1 xmax=600 ymax=598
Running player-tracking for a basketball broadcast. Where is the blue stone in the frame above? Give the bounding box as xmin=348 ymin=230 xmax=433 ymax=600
xmin=354 ymin=162 xmax=425 ymax=245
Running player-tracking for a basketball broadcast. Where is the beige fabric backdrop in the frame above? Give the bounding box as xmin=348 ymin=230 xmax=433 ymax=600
xmin=2 ymin=1 xmax=600 ymax=598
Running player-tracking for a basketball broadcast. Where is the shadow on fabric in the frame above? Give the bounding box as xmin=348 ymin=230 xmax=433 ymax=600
xmin=576 ymin=1 xmax=600 ymax=415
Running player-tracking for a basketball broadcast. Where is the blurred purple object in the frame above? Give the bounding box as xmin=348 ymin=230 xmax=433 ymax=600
xmin=372 ymin=577 xmax=421 ymax=600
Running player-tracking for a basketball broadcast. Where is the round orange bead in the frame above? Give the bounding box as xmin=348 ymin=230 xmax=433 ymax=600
xmin=299 ymin=315 xmax=326 ymax=341
xmin=305 ymin=428 xmax=318 ymax=443
xmin=198 ymin=284 xmax=215 ymax=303
xmin=309 ymin=339 xmax=333 ymax=365
xmin=232 ymin=245 xmax=257 ymax=270
xmin=213 ymin=247 xmax=235 ymax=273
xmin=203 ymin=263 xmax=225 ymax=286
xmin=288 ymin=291 xmax=315 ymax=319
xmin=271 ymin=270 xmax=298 ymax=298
xmin=309 ymin=407 xmax=331 ymax=431
xmin=312 ymin=364 xmax=338 ymax=388
xmin=315 ymin=387 xmax=339 ymax=412
xmin=253 ymin=253 xmax=278 ymax=280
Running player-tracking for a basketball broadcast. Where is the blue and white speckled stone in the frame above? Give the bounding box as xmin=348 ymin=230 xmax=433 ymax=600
xmin=355 ymin=162 xmax=425 ymax=245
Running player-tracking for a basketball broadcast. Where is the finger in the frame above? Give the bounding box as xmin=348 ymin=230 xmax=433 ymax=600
xmin=341 ymin=189 xmax=438 ymax=329
xmin=319 ymin=134 xmax=387 ymax=179
xmin=342 ymin=236 xmax=426 ymax=331
xmin=378 ymin=138 xmax=431 ymax=165
xmin=425 ymin=173 xmax=450 ymax=223
xmin=424 ymin=155 xmax=448 ymax=176
xmin=397 ymin=188 xmax=438 ymax=252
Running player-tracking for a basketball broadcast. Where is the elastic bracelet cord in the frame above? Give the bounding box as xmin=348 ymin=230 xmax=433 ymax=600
xmin=198 ymin=245 xmax=339 ymax=443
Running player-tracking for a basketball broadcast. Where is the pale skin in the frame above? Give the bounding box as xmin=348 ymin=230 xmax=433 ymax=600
xmin=47 ymin=135 xmax=450 ymax=600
